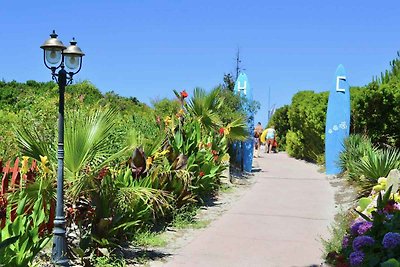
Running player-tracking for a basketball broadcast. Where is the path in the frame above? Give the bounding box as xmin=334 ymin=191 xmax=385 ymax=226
xmin=152 ymin=152 xmax=336 ymax=267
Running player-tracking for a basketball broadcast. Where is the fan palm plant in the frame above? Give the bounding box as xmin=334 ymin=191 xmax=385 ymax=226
xmin=16 ymin=108 xmax=132 ymax=199
xmin=184 ymin=87 xmax=223 ymax=130
xmin=179 ymin=87 xmax=248 ymax=141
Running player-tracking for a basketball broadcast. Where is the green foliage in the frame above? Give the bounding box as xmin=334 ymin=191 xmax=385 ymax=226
xmin=286 ymin=130 xmax=304 ymax=159
xmin=132 ymin=230 xmax=166 ymax=247
xmin=339 ymin=134 xmax=400 ymax=194
xmin=339 ymin=134 xmax=376 ymax=181
xmin=171 ymin=205 xmax=199 ymax=229
xmin=269 ymin=105 xmax=289 ymax=150
xmin=351 ymin=80 xmax=400 ymax=147
xmin=321 ymin=210 xmax=353 ymax=256
xmin=355 ymin=148 xmax=400 ymax=189
xmin=0 ymin=80 xmax=147 ymax=161
xmin=286 ymin=90 xmax=328 ymax=162
xmin=152 ymin=98 xmax=180 ymax=118
xmin=93 ymin=256 xmax=126 ymax=267
xmin=2 ymin=79 xmax=251 ymax=264
xmin=0 ymin=194 xmax=51 ymax=267
xmin=0 ymin=110 xmax=18 ymax=160
xmin=213 ymin=88 xmax=243 ymax=126
xmin=222 ymin=73 xmax=235 ymax=92
xmin=271 ymin=53 xmax=400 ymax=164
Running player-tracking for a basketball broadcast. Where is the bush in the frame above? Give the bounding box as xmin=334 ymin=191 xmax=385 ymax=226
xmin=269 ymin=105 xmax=289 ymax=150
xmin=339 ymin=134 xmax=376 ymax=181
xmin=285 ymin=130 xmax=304 ymax=159
xmin=286 ymin=90 xmax=328 ymax=162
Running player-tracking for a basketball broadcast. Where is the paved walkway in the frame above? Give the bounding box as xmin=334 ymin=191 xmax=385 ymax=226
xmin=159 ymin=153 xmax=336 ymax=267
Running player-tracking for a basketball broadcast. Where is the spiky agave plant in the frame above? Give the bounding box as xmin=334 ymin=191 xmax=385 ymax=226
xmin=356 ymin=147 xmax=400 ymax=195
xmin=339 ymin=134 xmax=376 ymax=181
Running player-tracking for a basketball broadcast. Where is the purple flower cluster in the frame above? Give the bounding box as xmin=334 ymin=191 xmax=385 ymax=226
xmin=350 ymin=221 xmax=364 ymax=235
xmin=352 ymin=235 xmax=375 ymax=251
xmin=350 ymin=219 xmax=373 ymax=236
xmin=382 ymin=232 xmax=400 ymax=249
xmin=357 ymin=221 xmax=373 ymax=235
xmin=349 ymin=251 xmax=364 ymax=266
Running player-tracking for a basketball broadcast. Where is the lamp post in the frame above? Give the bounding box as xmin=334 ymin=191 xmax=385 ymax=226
xmin=40 ymin=30 xmax=85 ymax=266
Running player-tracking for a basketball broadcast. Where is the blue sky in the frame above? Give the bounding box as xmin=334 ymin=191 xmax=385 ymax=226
xmin=0 ymin=1 xmax=399 ymax=125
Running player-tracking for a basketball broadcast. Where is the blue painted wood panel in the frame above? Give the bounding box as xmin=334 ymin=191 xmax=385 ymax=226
xmin=325 ymin=64 xmax=350 ymax=175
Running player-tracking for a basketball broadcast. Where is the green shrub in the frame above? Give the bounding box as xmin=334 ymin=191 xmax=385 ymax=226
xmin=269 ymin=105 xmax=289 ymax=150
xmin=355 ymin=148 xmax=400 ymax=190
xmin=286 ymin=91 xmax=328 ymax=162
xmin=339 ymin=134 xmax=376 ymax=181
xmin=286 ymin=130 xmax=303 ymax=159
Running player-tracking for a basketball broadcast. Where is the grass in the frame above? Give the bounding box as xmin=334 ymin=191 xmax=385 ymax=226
xmin=320 ymin=209 xmax=353 ymax=256
xmin=93 ymin=256 xmax=126 ymax=267
xmin=171 ymin=205 xmax=210 ymax=229
xmin=219 ymin=184 xmax=235 ymax=193
xmin=132 ymin=231 xmax=167 ymax=247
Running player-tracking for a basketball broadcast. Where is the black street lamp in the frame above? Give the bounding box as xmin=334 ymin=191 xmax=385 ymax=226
xmin=40 ymin=30 xmax=85 ymax=266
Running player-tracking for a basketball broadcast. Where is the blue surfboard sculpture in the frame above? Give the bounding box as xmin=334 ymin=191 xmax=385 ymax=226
xmin=325 ymin=64 xmax=350 ymax=175
xmin=234 ymin=72 xmax=254 ymax=172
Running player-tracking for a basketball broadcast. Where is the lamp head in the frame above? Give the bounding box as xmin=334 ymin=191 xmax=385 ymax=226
xmin=63 ymin=38 xmax=85 ymax=70
xmin=40 ymin=30 xmax=66 ymax=66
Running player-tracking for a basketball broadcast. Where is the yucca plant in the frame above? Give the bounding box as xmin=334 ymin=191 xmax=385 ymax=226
xmin=355 ymin=148 xmax=400 ymax=195
xmin=356 ymin=148 xmax=400 ymax=181
xmin=339 ymin=134 xmax=376 ymax=181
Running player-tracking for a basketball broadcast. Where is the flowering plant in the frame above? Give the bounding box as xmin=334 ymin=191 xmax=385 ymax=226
xmin=327 ymin=186 xmax=400 ymax=266
xmin=180 ymin=90 xmax=188 ymax=99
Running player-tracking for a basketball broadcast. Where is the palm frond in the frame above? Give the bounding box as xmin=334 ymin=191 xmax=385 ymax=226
xmin=15 ymin=126 xmax=55 ymax=164
xmin=64 ymin=108 xmax=117 ymax=179
xmin=223 ymin=117 xmax=249 ymax=141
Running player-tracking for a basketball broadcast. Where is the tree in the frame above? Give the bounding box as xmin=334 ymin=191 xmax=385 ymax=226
xmin=223 ymin=73 xmax=235 ymax=92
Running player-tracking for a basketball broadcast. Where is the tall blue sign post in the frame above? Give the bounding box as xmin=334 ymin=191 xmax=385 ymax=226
xmin=234 ymin=72 xmax=254 ymax=173
xmin=325 ymin=64 xmax=350 ymax=175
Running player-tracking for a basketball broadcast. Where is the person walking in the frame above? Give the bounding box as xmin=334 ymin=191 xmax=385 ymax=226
xmin=254 ymin=122 xmax=263 ymax=157
xmin=265 ymin=125 xmax=276 ymax=153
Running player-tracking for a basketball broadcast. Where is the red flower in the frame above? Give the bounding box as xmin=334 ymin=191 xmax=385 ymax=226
xmin=207 ymin=143 xmax=212 ymax=148
xmin=199 ymin=171 xmax=205 ymax=177
xmin=219 ymin=128 xmax=225 ymax=136
xmin=213 ymin=155 xmax=219 ymax=161
xmin=180 ymin=90 xmax=188 ymax=99
xmin=212 ymin=150 xmax=218 ymax=155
